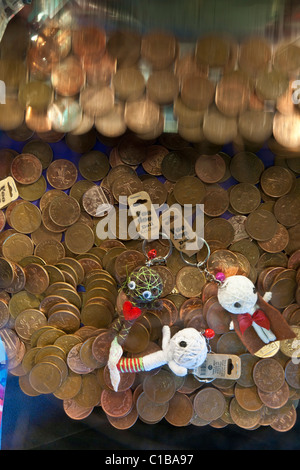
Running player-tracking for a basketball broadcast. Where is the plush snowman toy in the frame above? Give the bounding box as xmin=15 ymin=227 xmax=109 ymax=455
xmin=217 ymin=275 xmax=276 ymax=344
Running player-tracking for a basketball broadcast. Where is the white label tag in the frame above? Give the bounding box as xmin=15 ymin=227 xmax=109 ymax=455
xmin=193 ymin=353 xmax=241 ymax=380
xmin=0 ymin=176 xmax=18 ymax=209
xmin=128 ymin=191 xmax=160 ymax=240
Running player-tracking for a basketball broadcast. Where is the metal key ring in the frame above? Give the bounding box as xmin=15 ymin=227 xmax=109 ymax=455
xmin=179 ymin=237 xmax=210 ymax=268
xmin=142 ymin=232 xmax=173 ymax=266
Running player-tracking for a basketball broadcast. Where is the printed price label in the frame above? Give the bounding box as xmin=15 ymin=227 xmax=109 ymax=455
xmin=193 ymin=353 xmax=241 ymax=380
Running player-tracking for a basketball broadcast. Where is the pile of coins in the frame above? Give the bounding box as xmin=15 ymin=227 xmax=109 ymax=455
xmin=2 ymin=16 xmax=300 ymax=152
xmin=0 ymin=124 xmax=299 ymax=432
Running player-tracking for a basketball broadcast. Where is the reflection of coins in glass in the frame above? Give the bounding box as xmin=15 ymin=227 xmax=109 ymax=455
xmin=18 ymin=81 xmax=53 ymax=111
xmin=25 ymin=107 xmax=52 ymax=133
xmin=80 ymin=85 xmax=114 ymax=118
xmin=83 ymin=51 xmax=117 ymax=87
xmin=173 ymin=97 xmax=205 ymax=128
xmin=113 ymin=67 xmax=145 ymax=102
xmin=195 ymin=35 xmax=230 ymax=68
xmin=175 ymin=53 xmax=208 ymax=84
xmin=95 ymin=103 xmax=127 ymax=138
xmin=0 ymin=99 xmax=24 ymax=131
xmin=255 ymin=70 xmax=289 ymax=102
xmin=72 ymin=26 xmax=106 ymax=58
xmin=47 ymin=98 xmax=83 ymax=133
xmin=0 ymin=59 xmax=27 ymax=92
xmin=141 ymin=31 xmax=177 ymax=70
xmin=239 ymin=37 xmax=272 ymax=76
xmin=273 ymin=112 xmax=300 ymax=148
xmin=273 ymin=43 xmax=300 ymax=75
xmin=107 ymin=30 xmax=141 ymax=68
xmin=181 ymin=75 xmax=215 ymax=111
xmin=215 ymin=71 xmax=250 ymax=117
xmin=238 ymin=110 xmax=274 ymax=144
xmin=146 ymin=70 xmax=179 ymax=106
xmin=51 ymin=56 xmax=85 ymax=96
xmin=203 ymin=108 xmax=237 ymax=145
xmin=124 ymin=98 xmax=160 ymax=134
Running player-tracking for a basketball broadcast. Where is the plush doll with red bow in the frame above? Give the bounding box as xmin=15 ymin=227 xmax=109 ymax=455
xmin=216 ymin=274 xmax=295 ymax=355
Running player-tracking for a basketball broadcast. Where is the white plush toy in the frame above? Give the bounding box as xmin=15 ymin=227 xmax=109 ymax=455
xmin=108 ymin=325 xmax=213 ymax=392
xmin=216 ymin=273 xmax=295 ymax=354
xmin=217 ymin=275 xmax=276 ymax=344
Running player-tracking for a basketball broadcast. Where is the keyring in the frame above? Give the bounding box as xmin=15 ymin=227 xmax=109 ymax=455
xmin=179 ymin=237 xmax=210 ymax=268
xmin=142 ymin=232 xmax=173 ymax=266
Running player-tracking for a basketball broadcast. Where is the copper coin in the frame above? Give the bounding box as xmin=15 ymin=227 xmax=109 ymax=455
xmin=24 ymin=263 xmax=49 ymax=295
xmin=142 ymin=145 xmax=169 ymax=175
xmin=195 ymin=34 xmax=230 ymax=68
xmin=203 ymin=107 xmax=238 ymax=145
xmin=67 ymin=343 xmax=94 ymax=375
xmin=117 ymin=134 xmax=147 ymax=166
xmin=274 ymin=193 xmax=300 ymax=227
xmin=51 ymin=56 xmax=85 ymax=96
xmin=79 ymin=151 xmax=110 ymax=182
xmin=10 ymin=153 xmax=42 ymax=185
xmin=237 ymin=353 xmax=259 ymax=387
xmin=269 ymin=277 xmax=297 ymax=309
xmin=49 ymin=195 xmax=81 ymax=227
xmin=161 ymin=151 xmax=193 ymax=182
xmin=122 ymin=322 xmax=150 ymax=354
xmin=229 ymin=182 xmax=261 ymax=214
xmin=273 ymin=112 xmax=300 ymax=149
xmin=258 ymin=223 xmax=289 ymax=253
xmin=239 ymin=37 xmax=272 ymax=76
xmin=136 ymin=391 xmax=169 ymax=423
xmin=95 ymin=102 xmax=127 ymax=138
xmin=107 ymin=406 xmax=138 ymax=430
xmin=253 ymin=358 xmax=285 ymax=393
xmin=164 ymin=392 xmax=193 ymax=427
xmin=229 ymin=397 xmax=262 ymax=429
xmin=82 ymin=185 xmax=114 ymax=218
xmin=29 ymin=361 xmax=63 ymax=394
xmin=230 ymin=151 xmax=264 ymax=184
xmin=63 ymin=399 xmax=93 ymax=420
xmin=103 ymin=364 xmax=135 ymax=392
xmin=181 ymin=75 xmax=215 ymax=111
xmin=176 ymin=266 xmax=206 ymax=298
xmin=270 ymin=403 xmax=297 ymax=432
xmin=260 ymin=166 xmax=295 ymax=198
xmin=101 ymin=388 xmax=133 ymax=418
xmin=114 ymin=250 xmax=146 ymax=284
xmin=143 ymin=369 xmax=176 ymax=404
xmin=194 ymin=387 xmax=226 ymax=422
xmin=257 ymin=380 xmax=290 ymax=409
xmin=245 ymin=209 xmax=278 ymax=241
xmin=234 ymin=384 xmax=263 ymax=412
xmin=195 ymin=154 xmax=226 ymax=183
xmin=91 ymin=329 xmax=116 ymax=367
xmin=284 ymin=359 xmax=300 ymax=389
xmin=202 ymin=187 xmax=229 ymax=217
xmin=204 ymin=218 xmax=235 ymax=247
xmin=216 ymin=331 xmax=247 ymax=356
xmin=46 ymin=159 xmax=78 ymax=190
xmin=206 ymin=301 xmax=231 ymax=334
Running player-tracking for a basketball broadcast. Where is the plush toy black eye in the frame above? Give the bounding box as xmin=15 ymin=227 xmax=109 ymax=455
xmin=234 ymin=302 xmax=241 ymax=308
xmin=179 ymin=341 xmax=187 ymax=348
xmin=253 ymin=287 xmax=257 ymax=293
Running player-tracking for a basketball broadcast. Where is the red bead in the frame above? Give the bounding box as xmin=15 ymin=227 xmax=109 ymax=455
xmin=204 ymin=328 xmax=215 ymax=339
xmin=147 ymin=249 xmax=157 ymax=259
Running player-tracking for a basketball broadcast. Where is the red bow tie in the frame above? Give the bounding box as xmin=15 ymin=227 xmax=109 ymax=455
xmin=237 ymin=309 xmax=270 ymax=335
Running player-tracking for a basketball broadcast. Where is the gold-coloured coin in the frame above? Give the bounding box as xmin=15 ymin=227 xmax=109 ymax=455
xmin=9 ymin=201 xmax=42 ymax=234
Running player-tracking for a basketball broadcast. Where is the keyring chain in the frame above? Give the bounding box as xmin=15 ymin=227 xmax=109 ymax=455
xmin=142 ymin=232 xmax=173 ymax=267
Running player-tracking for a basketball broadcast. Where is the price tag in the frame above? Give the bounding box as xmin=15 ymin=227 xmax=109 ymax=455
xmin=0 ymin=176 xmax=18 ymax=209
xmin=193 ymin=353 xmax=241 ymax=381
xmin=160 ymin=205 xmax=200 ymax=255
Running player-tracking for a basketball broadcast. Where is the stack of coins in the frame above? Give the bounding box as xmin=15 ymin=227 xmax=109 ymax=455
xmin=0 ymin=125 xmax=299 ymax=432
xmin=2 ymin=16 xmax=300 ymax=152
